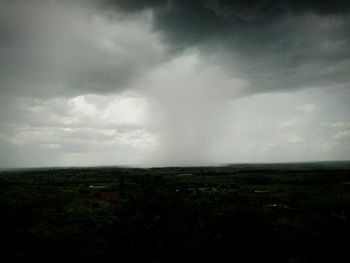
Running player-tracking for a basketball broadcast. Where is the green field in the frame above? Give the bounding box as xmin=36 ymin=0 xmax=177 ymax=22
xmin=1 ymin=162 xmax=350 ymax=262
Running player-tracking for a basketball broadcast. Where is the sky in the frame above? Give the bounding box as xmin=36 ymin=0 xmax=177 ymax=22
xmin=0 ymin=0 xmax=350 ymax=167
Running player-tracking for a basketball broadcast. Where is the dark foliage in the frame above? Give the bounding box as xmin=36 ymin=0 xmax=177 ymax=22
xmin=1 ymin=162 xmax=350 ymax=262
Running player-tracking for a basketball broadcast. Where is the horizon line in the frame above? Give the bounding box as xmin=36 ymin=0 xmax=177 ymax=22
xmin=1 ymin=159 xmax=350 ymax=171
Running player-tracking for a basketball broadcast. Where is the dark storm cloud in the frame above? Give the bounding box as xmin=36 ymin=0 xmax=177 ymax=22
xmin=1 ymin=0 xmax=350 ymax=167
xmin=0 ymin=0 xmax=166 ymax=98
xmin=105 ymin=0 xmax=350 ymax=15
xmin=102 ymin=0 xmax=350 ymax=95
xmin=1 ymin=0 xmax=349 ymax=97
xmin=103 ymin=0 xmax=165 ymax=12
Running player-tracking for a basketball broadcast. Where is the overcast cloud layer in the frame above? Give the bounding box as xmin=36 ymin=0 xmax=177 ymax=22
xmin=0 ymin=0 xmax=349 ymax=167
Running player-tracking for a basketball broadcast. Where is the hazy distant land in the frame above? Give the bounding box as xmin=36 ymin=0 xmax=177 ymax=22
xmin=1 ymin=161 xmax=350 ymax=262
